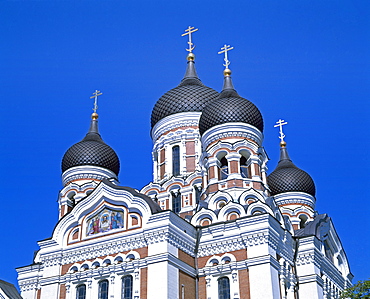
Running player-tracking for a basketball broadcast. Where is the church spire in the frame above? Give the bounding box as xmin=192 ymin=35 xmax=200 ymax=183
xmin=218 ymin=44 xmax=237 ymax=96
xmin=181 ymin=26 xmax=200 ymax=80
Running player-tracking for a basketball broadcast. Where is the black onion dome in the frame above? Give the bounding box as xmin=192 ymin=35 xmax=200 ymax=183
xmin=267 ymin=145 xmax=315 ymax=196
xmin=62 ymin=116 xmax=120 ymax=175
xmin=151 ymin=60 xmax=219 ymax=128
xmin=199 ymin=75 xmax=263 ymax=135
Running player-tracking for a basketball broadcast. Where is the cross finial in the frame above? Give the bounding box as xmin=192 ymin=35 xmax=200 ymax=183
xmin=90 ymin=90 xmax=102 ymax=114
xmin=181 ymin=26 xmax=198 ymax=53
xmin=218 ymin=44 xmax=234 ymax=69
xmin=274 ymin=119 xmax=288 ymax=144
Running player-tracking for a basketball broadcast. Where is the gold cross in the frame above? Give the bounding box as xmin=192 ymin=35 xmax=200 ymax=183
xmin=181 ymin=26 xmax=198 ymax=52
xmin=90 ymin=90 xmax=102 ymax=113
xmin=218 ymin=44 xmax=234 ymax=69
xmin=274 ymin=119 xmax=288 ymax=142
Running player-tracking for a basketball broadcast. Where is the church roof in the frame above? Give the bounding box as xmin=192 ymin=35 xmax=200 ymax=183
xmin=151 ymin=57 xmax=219 ymax=128
xmin=199 ymin=70 xmax=263 ymax=135
xmin=62 ymin=114 xmax=120 ymax=175
xmin=0 ymin=280 xmax=22 ymax=299
xmin=267 ymin=144 xmax=315 ymax=196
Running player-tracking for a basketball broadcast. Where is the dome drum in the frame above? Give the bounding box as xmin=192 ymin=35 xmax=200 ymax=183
xmin=201 ymin=122 xmax=264 ymax=150
xmin=62 ymin=165 xmax=118 ymax=187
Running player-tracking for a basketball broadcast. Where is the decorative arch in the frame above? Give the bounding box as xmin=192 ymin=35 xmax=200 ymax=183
xmin=217 ymin=202 xmax=246 ymax=222
xmin=246 ymin=201 xmax=274 ymax=217
xmin=191 ymin=209 xmax=217 ymax=226
xmin=207 ymin=192 xmax=233 ymax=211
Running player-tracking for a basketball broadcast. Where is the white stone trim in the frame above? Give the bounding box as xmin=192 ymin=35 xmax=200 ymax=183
xmin=202 ymin=122 xmax=263 ymax=149
xmin=62 ymin=165 xmax=117 ymax=186
xmin=151 ymin=112 xmax=201 ymax=142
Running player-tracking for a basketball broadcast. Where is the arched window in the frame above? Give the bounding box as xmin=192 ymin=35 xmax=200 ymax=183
xmin=172 ymin=146 xmax=180 ymax=176
xmin=76 ymin=284 xmax=86 ymax=299
xmin=172 ymin=191 xmax=181 ymax=214
xmin=219 ymin=157 xmax=228 ymax=180
xmin=98 ymin=280 xmax=109 ymax=299
xmin=122 ymin=275 xmax=133 ymax=299
xmin=218 ymin=277 xmax=230 ymax=299
xmin=240 ymin=156 xmax=249 ymax=178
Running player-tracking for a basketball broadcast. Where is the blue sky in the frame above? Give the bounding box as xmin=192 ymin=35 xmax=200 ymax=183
xmin=1 ymin=0 xmax=369 ymax=288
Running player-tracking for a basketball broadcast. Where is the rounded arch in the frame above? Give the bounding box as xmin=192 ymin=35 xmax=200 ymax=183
xmin=221 ymin=253 xmax=236 ymax=264
xmin=207 ymin=192 xmax=233 ymax=211
xmin=239 ymin=190 xmax=265 ymax=206
xmin=218 ymin=202 xmax=246 ymax=222
xmin=191 ymin=209 xmax=217 ymax=226
xmin=207 ymin=256 xmax=221 ymax=267
xmin=102 ymin=258 xmax=112 ymax=266
xmin=126 ymin=250 xmax=141 ymax=261
xmin=246 ymin=201 xmax=274 ymax=217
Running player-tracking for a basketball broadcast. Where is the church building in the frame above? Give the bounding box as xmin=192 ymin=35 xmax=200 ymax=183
xmin=16 ymin=28 xmax=352 ymax=299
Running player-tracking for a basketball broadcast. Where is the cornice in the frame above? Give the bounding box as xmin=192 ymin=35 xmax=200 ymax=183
xmin=202 ymin=123 xmax=263 ymax=150
xmin=151 ymin=112 xmax=201 ymax=142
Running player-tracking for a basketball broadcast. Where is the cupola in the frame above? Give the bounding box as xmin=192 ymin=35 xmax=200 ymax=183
xmin=61 ymin=91 xmax=120 ymax=186
xmin=267 ymin=141 xmax=315 ymax=196
xmin=199 ymin=47 xmax=263 ymax=136
xmin=150 ymin=51 xmax=219 ymax=130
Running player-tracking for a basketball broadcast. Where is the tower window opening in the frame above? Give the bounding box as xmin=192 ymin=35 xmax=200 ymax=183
xmin=98 ymin=279 xmax=109 ymax=299
xmin=240 ymin=156 xmax=249 ymax=178
xmin=172 ymin=145 xmax=180 ymax=176
xmin=219 ymin=156 xmax=228 ymax=180
xmin=194 ymin=185 xmax=202 ymax=204
xmin=172 ymin=191 xmax=181 ymax=214
xmin=218 ymin=277 xmax=231 ymax=299
xmin=76 ymin=284 xmax=86 ymax=299
xmin=299 ymin=214 xmax=308 ymax=229
xmin=122 ymin=275 xmax=133 ymax=299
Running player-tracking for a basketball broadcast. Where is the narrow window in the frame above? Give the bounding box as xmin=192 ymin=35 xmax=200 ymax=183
xmin=218 ymin=277 xmax=231 ymax=299
xmin=299 ymin=214 xmax=308 ymax=229
xmin=76 ymin=284 xmax=86 ymax=299
xmin=194 ymin=185 xmax=201 ymax=204
xmin=240 ymin=156 xmax=249 ymax=178
xmin=172 ymin=191 xmax=181 ymax=214
xmin=172 ymin=146 xmax=180 ymax=176
xmin=122 ymin=275 xmax=133 ymax=299
xmin=219 ymin=157 xmax=228 ymax=180
xmin=98 ymin=280 xmax=109 ymax=299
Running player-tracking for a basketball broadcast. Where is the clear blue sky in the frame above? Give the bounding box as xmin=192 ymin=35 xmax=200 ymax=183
xmin=1 ymin=0 xmax=369 ymax=288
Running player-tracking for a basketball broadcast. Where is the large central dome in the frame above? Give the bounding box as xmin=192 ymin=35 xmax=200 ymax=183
xmin=151 ymin=58 xmax=219 ymax=128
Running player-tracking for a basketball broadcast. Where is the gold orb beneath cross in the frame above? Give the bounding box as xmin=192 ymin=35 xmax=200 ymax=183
xmin=224 ymin=68 xmax=232 ymax=76
xmin=91 ymin=112 xmax=99 ymax=120
xmin=187 ymin=53 xmax=195 ymax=61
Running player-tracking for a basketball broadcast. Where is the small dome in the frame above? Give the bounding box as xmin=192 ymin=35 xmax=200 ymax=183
xmin=62 ymin=117 xmax=120 ymax=175
xmin=151 ymin=60 xmax=219 ymax=128
xmin=267 ymin=146 xmax=315 ymax=196
xmin=199 ymin=76 xmax=263 ymax=135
